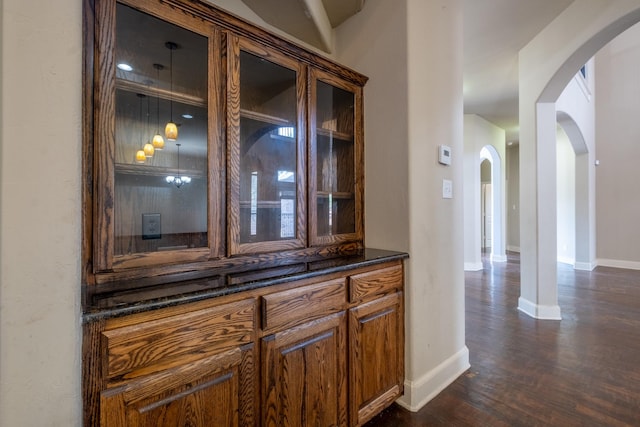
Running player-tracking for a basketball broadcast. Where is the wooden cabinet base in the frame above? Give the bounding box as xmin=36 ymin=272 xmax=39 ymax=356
xmin=83 ymin=260 xmax=405 ymax=426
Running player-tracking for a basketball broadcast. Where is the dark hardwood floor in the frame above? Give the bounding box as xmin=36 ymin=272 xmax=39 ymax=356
xmin=366 ymin=252 xmax=640 ymax=426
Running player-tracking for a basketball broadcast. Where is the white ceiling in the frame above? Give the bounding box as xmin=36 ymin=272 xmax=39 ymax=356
xmin=241 ymin=0 xmax=575 ymax=143
xmin=463 ymin=0 xmax=574 ymax=142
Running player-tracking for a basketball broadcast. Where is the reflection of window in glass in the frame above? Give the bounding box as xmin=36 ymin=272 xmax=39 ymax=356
xmin=280 ymin=198 xmax=294 ymax=238
xmin=250 ymin=171 xmax=258 ymax=236
xmin=278 ymin=169 xmax=295 ymax=238
xmin=328 ymin=194 xmax=333 ymax=231
xmin=277 ymin=170 xmax=294 ymax=183
xmin=277 ymin=126 xmax=295 ymax=138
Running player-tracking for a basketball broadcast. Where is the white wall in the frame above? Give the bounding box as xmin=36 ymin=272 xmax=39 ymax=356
xmin=335 ymin=0 xmax=410 ymax=252
xmin=556 ymin=127 xmax=576 ymax=265
xmin=556 ymin=61 xmax=596 ymax=271
xmin=0 ymin=0 xmax=83 ymax=425
xmin=506 ymin=144 xmax=520 ymax=252
xmin=595 ymin=21 xmax=640 ymax=269
xmin=337 ymin=0 xmax=468 ymax=411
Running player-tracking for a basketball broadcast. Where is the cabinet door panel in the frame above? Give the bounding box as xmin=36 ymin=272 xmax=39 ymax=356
xmin=262 ymin=313 xmax=347 ymax=427
xmin=308 ymin=68 xmax=363 ymax=246
xmin=101 ymin=344 xmax=256 ymax=426
xmin=94 ymin=0 xmax=225 ymax=272
xmin=349 ymin=292 xmax=403 ymax=426
xmin=228 ymin=36 xmax=307 ymax=255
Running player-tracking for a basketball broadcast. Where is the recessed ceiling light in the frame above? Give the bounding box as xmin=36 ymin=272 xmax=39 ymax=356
xmin=117 ymin=63 xmax=133 ymax=71
xmin=182 ymin=114 xmax=193 ymax=119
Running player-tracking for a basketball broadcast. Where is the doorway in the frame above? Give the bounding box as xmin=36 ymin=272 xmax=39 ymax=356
xmin=481 ymin=160 xmax=492 ymax=251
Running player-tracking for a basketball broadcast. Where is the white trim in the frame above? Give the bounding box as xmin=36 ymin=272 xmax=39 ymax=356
xmin=517 ymin=297 xmax=562 ymax=320
xmin=596 ymin=258 xmax=640 ymax=271
xmin=396 ymin=346 xmax=470 ymax=412
xmin=506 ymin=245 xmax=520 ymax=253
xmin=464 ymin=262 xmax=483 ymax=271
xmin=574 ymin=261 xmax=595 ymax=271
xmin=557 ymin=256 xmax=575 ymax=266
xmin=490 ymin=253 xmax=507 ymax=263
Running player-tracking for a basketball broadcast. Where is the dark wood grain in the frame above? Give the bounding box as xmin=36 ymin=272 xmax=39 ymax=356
xmin=262 ymin=312 xmax=348 ymax=427
xmin=94 ymin=0 xmax=117 ymax=272
xmin=366 ymin=252 xmax=640 ymax=426
xmin=349 ymin=264 xmax=403 ymax=302
xmin=84 ymin=258 xmax=405 ymax=425
xmin=208 ymin=28 xmax=227 ymax=260
xmin=83 ymin=0 xmax=96 ymax=285
xmin=103 ymin=299 xmax=254 ymax=380
xmin=82 ymin=318 xmax=106 ymax=427
xmin=261 ymin=278 xmax=346 ymax=333
xmin=101 ymin=345 xmax=255 ymax=426
xmin=350 ymin=292 xmax=403 ymax=426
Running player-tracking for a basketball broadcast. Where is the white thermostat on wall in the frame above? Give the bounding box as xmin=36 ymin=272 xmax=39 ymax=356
xmin=438 ymin=145 xmax=452 ymax=165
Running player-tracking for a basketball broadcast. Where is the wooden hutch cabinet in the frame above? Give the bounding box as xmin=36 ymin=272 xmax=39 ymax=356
xmin=82 ymin=0 xmax=407 ymax=425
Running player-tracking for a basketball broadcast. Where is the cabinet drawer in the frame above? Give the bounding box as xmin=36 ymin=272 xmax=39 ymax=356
xmin=261 ymin=278 xmax=346 ymax=332
xmin=102 ymin=299 xmax=255 ymax=380
xmin=349 ymin=264 xmax=403 ymax=302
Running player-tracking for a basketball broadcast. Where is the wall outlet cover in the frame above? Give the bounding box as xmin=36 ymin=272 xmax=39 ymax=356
xmin=142 ymin=213 xmax=161 ymax=240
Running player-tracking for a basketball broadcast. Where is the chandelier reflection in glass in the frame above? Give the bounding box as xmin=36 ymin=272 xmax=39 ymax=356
xmin=165 ymin=142 xmax=191 ymax=188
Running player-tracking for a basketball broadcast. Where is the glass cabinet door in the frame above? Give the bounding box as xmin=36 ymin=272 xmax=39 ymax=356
xmin=94 ymin=0 xmax=223 ymax=271
xmin=309 ymin=68 xmax=363 ymax=246
xmin=228 ymin=37 xmax=306 ymax=254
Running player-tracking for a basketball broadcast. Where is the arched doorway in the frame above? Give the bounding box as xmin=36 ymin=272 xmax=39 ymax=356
xmin=518 ymin=3 xmax=640 ymax=319
xmin=480 ymin=145 xmax=506 ymax=263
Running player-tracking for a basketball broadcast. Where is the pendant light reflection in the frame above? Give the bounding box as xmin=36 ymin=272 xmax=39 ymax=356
xmin=166 ymin=143 xmax=191 ymax=188
xmin=135 ymin=93 xmax=153 ymax=163
xmin=152 ymin=63 xmax=165 ymax=150
xmin=165 ymin=42 xmax=178 ymax=141
xmin=135 ymin=150 xmax=146 ymax=163
xmin=143 ymin=91 xmax=154 ymax=158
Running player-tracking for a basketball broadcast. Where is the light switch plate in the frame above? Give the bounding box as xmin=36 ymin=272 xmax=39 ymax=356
xmin=442 ymin=179 xmax=453 ymax=199
xmin=142 ymin=213 xmax=161 ymax=240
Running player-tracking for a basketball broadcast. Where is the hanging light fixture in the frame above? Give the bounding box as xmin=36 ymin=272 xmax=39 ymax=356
xmin=164 ymin=42 xmax=178 ymax=141
xmin=165 ymin=143 xmax=191 ymax=188
xmin=152 ymin=63 xmax=165 ymax=150
xmin=143 ymin=91 xmax=154 ymax=158
xmin=135 ymin=93 xmax=153 ymax=162
xmin=135 ymin=149 xmax=146 ymax=164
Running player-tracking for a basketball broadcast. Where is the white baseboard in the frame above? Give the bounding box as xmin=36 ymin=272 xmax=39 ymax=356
xmin=557 ymin=256 xmax=575 ymax=266
xmin=596 ymin=258 xmax=640 ymax=271
xmin=396 ymin=346 xmax=470 ymax=412
xmin=506 ymin=245 xmax=520 ymax=253
xmin=574 ymin=261 xmax=595 ymax=271
xmin=464 ymin=262 xmax=483 ymax=271
xmin=518 ymin=297 xmax=562 ymax=320
xmin=491 ymin=253 xmax=507 ymax=263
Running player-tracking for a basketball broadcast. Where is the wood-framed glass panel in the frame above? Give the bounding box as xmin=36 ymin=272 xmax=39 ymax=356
xmin=93 ymin=0 xmax=224 ymax=272
xmin=309 ymin=68 xmax=363 ymax=246
xmin=228 ymin=36 xmax=307 ymax=255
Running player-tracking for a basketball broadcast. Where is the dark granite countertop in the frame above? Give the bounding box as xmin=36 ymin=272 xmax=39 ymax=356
xmin=82 ymin=248 xmax=408 ymax=322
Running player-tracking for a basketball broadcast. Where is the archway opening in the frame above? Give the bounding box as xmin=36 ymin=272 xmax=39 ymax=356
xmin=480 ymin=145 xmax=506 ymax=263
